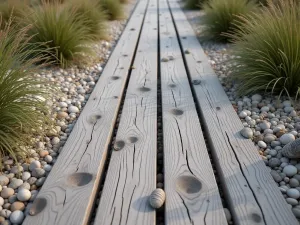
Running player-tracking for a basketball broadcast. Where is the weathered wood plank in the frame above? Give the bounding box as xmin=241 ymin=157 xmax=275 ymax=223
xmin=159 ymin=0 xmax=227 ymax=224
xmin=167 ymin=0 xmax=299 ymax=224
xmin=23 ymin=1 xmax=148 ymax=224
xmin=93 ymin=0 xmax=157 ymax=224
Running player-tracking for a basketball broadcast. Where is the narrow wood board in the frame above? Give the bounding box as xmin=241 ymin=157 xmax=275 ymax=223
xmin=23 ymin=1 xmax=149 ymax=225
xmin=93 ymin=0 xmax=158 ymax=224
xmin=159 ymin=0 xmax=227 ymax=224
xmin=167 ymin=0 xmax=299 ymax=224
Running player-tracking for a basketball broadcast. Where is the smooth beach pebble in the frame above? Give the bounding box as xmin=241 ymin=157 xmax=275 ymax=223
xmin=17 ymin=189 xmax=31 ymax=202
xmin=287 ymin=188 xmax=300 ymax=199
xmin=283 ymin=165 xmax=298 ymax=177
xmin=280 ymin=133 xmax=296 ymax=145
xmin=240 ymin=127 xmax=253 ymax=139
xmin=10 ymin=210 xmax=24 ymax=224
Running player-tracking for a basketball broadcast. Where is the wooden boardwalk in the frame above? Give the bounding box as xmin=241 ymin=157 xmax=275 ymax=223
xmin=23 ymin=0 xmax=299 ymax=224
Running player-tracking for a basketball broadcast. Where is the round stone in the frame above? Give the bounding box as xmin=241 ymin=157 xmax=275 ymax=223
xmin=32 ymin=168 xmax=45 ymax=178
xmin=10 ymin=202 xmax=25 ymax=212
xmin=264 ymin=134 xmax=276 ymax=143
xmin=22 ymin=172 xmax=31 ymax=181
xmin=68 ymin=106 xmax=79 ymax=113
xmin=36 ymin=177 xmax=46 ymax=187
xmin=17 ymin=189 xmax=31 ymax=202
xmin=8 ymin=179 xmax=23 ymax=189
xmin=258 ymin=141 xmax=267 ymax=149
xmin=283 ymin=165 xmax=298 ymax=177
xmin=292 ymin=207 xmax=300 ymax=218
xmin=224 ymin=208 xmax=231 ymax=222
xmin=287 ymin=188 xmax=300 ymax=199
xmin=261 ymin=106 xmax=269 ymax=112
xmin=240 ymin=127 xmax=253 ymax=139
xmin=280 ymin=133 xmax=295 ymax=145
xmin=0 ymin=176 xmax=9 ymax=186
xmin=239 ymin=111 xmax=247 ymax=118
xmin=259 ymin=121 xmax=271 ymax=130
xmin=51 ymin=137 xmax=60 ymax=145
xmin=44 ymin=155 xmax=53 ymax=163
xmin=8 ymin=195 xmax=17 ymax=204
xmin=10 ymin=210 xmax=24 ymax=224
xmin=39 ymin=150 xmax=49 ymax=157
xmin=270 ymin=170 xmax=282 ymax=182
xmin=290 ymin=178 xmax=300 ymax=188
xmin=0 ymin=209 xmax=11 ymax=218
xmin=29 ymin=161 xmax=41 ymax=172
xmin=18 ymin=182 xmax=30 ymax=191
xmin=268 ymin=158 xmax=281 ymax=168
xmin=251 ymin=94 xmax=262 ymax=102
xmin=1 ymin=188 xmax=14 ymax=199
xmin=44 ymin=164 xmax=52 ymax=172
xmin=57 ymin=111 xmax=68 ymax=119
xmin=286 ymin=197 xmax=298 ymax=206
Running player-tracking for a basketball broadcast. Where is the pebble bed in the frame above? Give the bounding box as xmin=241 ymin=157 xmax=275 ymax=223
xmin=184 ymin=7 xmax=300 ymax=223
xmin=0 ymin=2 xmax=137 ymax=225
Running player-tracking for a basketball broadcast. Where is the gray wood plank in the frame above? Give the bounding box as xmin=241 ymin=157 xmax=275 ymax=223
xmin=167 ymin=0 xmax=299 ymax=224
xmin=159 ymin=0 xmax=227 ymax=224
xmin=93 ymin=0 xmax=157 ymax=224
xmin=22 ymin=1 xmax=148 ymax=224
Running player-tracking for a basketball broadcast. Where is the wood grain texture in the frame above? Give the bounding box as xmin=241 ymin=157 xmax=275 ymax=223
xmin=93 ymin=0 xmax=157 ymax=224
xmin=167 ymin=0 xmax=299 ymax=224
xmin=22 ymin=1 xmax=148 ymax=224
xmin=159 ymin=0 xmax=227 ymax=224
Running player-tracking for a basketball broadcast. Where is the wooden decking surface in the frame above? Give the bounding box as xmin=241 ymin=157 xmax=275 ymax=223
xmin=23 ymin=0 xmax=299 ymax=225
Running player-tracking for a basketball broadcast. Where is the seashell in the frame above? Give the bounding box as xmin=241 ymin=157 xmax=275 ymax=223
xmin=282 ymin=138 xmax=300 ymax=159
xmin=149 ymin=188 xmax=165 ymax=209
xmin=161 ymin=57 xmax=169 ymax=62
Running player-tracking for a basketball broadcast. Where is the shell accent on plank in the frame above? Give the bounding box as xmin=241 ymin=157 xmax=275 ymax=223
xmin=149 ymin=188 xmax=165 ymax=209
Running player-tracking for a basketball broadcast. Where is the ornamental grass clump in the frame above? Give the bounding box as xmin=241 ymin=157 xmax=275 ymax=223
xmin=68 ymin=0 xmax=108 ymax=41
xmin=202 ymin=0 xmax=258 ymax=42
xmin=229 ymin=0 xmax=300 ymax=98
xmin=0 ymin=22 xmax=53 ymax=160
xmin=25 ymin=2 xmax=94 ymax=67
xmin=101 ymin=0 xmax=124 ymax=20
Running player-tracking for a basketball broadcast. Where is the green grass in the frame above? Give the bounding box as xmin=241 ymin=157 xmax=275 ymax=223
xmin=68 ymin=0 xmax=108 ymax=41
xmin=25 ymin=2 xmax=95 ymax=67
xmin=101 ymin=0 xmax=124 ymax=20
xmin=229 ymin=0 xmax=300 ymax=98
xmin=202 ymin=0 xmax=258 ymax=42
xmin=0 ymin=22 xmax=54 ymax=161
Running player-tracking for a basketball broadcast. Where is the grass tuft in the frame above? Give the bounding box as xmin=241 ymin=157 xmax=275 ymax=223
xmin=229 ymin=0 xmax=300 ymax=98
xmin=25 ymin=2 xmax=95 ymax=67
xmin=0 ymin=22 xmax=54 ymax=161
xmin=101 ymin=0 xmax=124 ymax=20
xmin=67 ymin=0 xmax=109 ymax=41
xmin=202 ymin=0 xmax=258 ymax=42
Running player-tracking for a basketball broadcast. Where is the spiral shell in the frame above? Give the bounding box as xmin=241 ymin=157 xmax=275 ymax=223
xmin=149 ymin=188 xmax=165 ymax=209
xmin=282 ymin=138 xmax=300 ymax=159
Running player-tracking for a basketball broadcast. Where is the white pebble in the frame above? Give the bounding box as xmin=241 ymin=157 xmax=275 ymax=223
xmin=287 ymin=188 xmax=300 ymax=199
xmin=17 ymin=189 xmax=31 ymax=202
xmin=283 ymin=165 xmax=298 ymax=177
